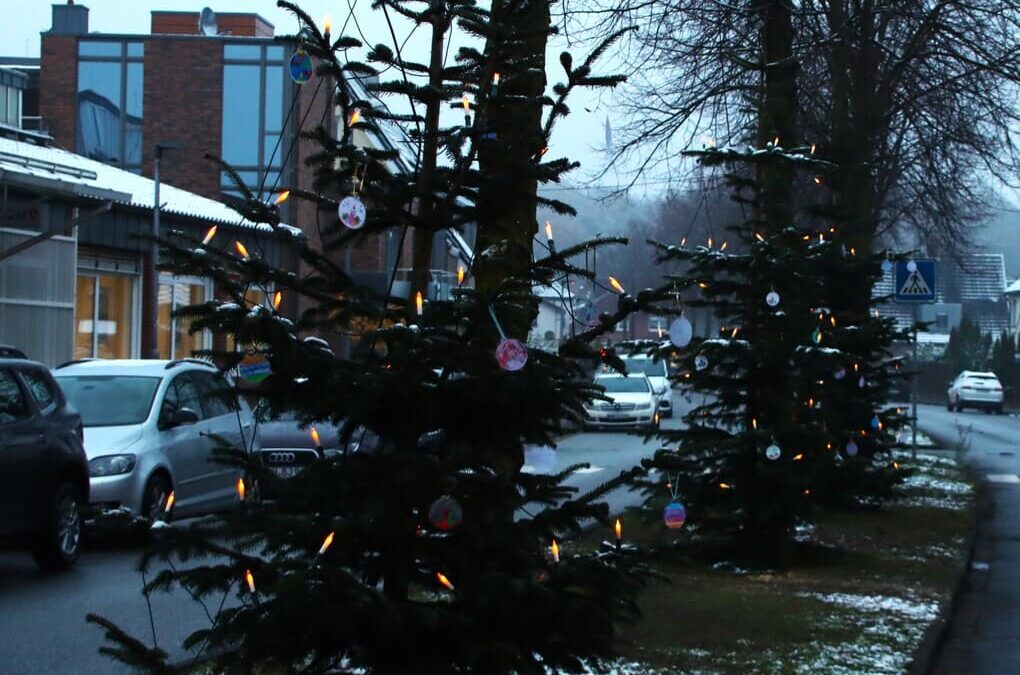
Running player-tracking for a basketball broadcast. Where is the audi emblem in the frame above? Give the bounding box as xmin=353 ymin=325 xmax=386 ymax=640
xmin=266 ymin=451 xmax=296 ymax=464
xmin=614 ymin=403 xmax=622 ymax=410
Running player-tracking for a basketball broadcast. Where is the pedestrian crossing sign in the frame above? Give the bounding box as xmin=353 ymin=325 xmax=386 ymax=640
xmin=894 ymin=259 xmax=936 ymax=303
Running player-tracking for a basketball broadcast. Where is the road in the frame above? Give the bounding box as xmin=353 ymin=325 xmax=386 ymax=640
xmin=913 ymin=403 xmax=1020 ymax=675
xmin=0 ymin=393 xmax=688 ymax=675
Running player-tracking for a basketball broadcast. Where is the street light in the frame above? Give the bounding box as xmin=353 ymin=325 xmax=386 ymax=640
xmin=146 ymin=141 xmax=182 ymax=359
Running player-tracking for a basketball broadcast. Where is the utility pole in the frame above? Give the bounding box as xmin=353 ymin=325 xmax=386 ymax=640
xmin=145 ymin=141 xmax=180 ymax=358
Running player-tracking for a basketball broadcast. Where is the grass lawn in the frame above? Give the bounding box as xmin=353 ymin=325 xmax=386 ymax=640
xmin=573 ymin=450 xmax=974 ymax=674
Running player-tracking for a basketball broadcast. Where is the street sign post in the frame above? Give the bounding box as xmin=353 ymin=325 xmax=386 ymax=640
xmin=893 ymin=258 xmax=937 ymax=459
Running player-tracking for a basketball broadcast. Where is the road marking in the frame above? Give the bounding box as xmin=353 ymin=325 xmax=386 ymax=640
xmin=986 ymin=474 xmax=1020 ymax=484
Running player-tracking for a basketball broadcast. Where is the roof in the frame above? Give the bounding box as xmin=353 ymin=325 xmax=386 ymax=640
xmin=1005 ymin=278 xmax=1020 ymax=295
xmin=0 ymin=136 xmax=276 ymax=232
xmin=951 ymin=253 xmax=1006 ymax=302
xmin=52 ymin=358 xmax=215 ymax=375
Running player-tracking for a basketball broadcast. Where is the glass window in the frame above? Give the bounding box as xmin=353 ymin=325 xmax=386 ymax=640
xmin=77 ymin=272 xmax=136 ymax=359
xmin=79 ymin=41 xmax=122 ymax=57
xmin=158 ymin=277 xmax=211 ymax=359
xmin=0 ymin=369 xmax=28 ymax=424
xmin=77 ymin=61 xmax=122 ymax=163
xmin=597 ymin=376 xmax=650 ymax=393
xmin=648 ymin=316 xmax=668 ymax=334
xmin=54 ymin=375 xmax=160 ymax=427
xmin=224 ymin=44 xmax=262 ymax=60
xmin=264 ymin=67 xmax=282 ymax=132
xmin=266 ymin=46 xmax=285 ymax=61
xmin=0 ymin=86 xmax=8 ymax=125
xmin=193 ymin=370 xmax=236 ymax=418
xmin=21 ymin=370 xmax=56 ymax=410
xmin=222 ymin=64 xmax=261 ymax=166
xmin=126 ymin=42 xmax=144 ymax=58
xmin=160 ymin=374 xmax=204 ymax=424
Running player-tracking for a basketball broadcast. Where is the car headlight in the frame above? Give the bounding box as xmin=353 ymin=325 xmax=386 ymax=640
xmin=637 ymin=402 xmax=653 ymax=410
xmin=89 ymin=454 xmax=137 ymax=477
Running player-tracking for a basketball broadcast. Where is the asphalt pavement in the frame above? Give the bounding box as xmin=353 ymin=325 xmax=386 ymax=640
xmin=914 ymin=403 xmax=1020 ymax=674
xmin=0 ymin=393 xmax=687 ymax=675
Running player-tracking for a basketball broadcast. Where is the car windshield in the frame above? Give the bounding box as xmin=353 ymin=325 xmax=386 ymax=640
xmin=598 ymin=376 xmax=650 ymax=393
xmin=55 ymin=375 xmax=161 ymax=427
xmin=625 ymin=359 xmax=666 ymax=377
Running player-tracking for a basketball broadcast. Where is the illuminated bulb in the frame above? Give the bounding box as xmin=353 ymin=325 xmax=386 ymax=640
xmin=415 ymin=291 xmax=424 ymax=316
xmin=272 ymin=291 xmax=282 ymax=309
xmin=457 ymin=265 xmax=465 ymax=286
xmin=319 ymin=531 xmax=335 ymax=555
xmin=681 ymin=237 xmax=688 ymax=246
xmin=436 ymin=572 xmax=455 ymax=590
xmin=545 ymin=221 xmax=553 ymax=242
xmin=608 ymin=276 xmax=625 ymax=294
xmin=538 ymin=146 xmax=549 ymax=158
xmin=614 ymin=518 xmax=622 ymax=543
xmin=731 ymin=327 xmax=739 ymax=338
xmin=698 ymin=282 xmax=708 ymax=289
xmin=813 ymin=176 xmax=823 ymax=185
xmin=830 ymin=316 xmax=836 ymax=327
xmin=754 ymin=232 xmax=764 ymax=242
xmin=850 ymin=247 xmax=857 ymax=256
xmin=551 ymin=539 xmax=560 ymax=563
xmin=349 ymin=108 xmax=361 ymax=126
xmin=810 ymin=143 xmax=817 ymax=155
xmin=893 ymin=461 xmax=900 ymax=470
xmin=235 ymin=241 xmax=250 ymax=259
xmin=323 ymin=15 xmax=332 ymax=34
xmin=719 ymin=482 xmax=732 ymax=490
xmin=657 ymin=326 xmax=664 ymax=338
xmin=310 ymin=427 xmax=321 ymax=447
xmin=493 ymin=72 xmax=501 ymax=86
xmin=773 ymin=135 xmax=780 ymax=146
xmin=237 ymin=477 xmax=246 ymax=501
xmin=752 ymin=418 xmax=758 ymax=430
xmin=245 ymin=569 xmax=256 ymax=593
xmin=793 ymin=453 xmax=804 ymax=461
xmin=202 ymin=225 xmax=218 ymax=245
xmin=165 ymin=490 xmax=175 ymax=513
xmin=720 ymin=241 xmax=728 ymax=251
xmin=707 ymin=236 xmax=713 ymax=248
xmin=461 ymin=93 xmax=471 ymax=112
xmin=803 ymin=489 xmax=811 ymax=495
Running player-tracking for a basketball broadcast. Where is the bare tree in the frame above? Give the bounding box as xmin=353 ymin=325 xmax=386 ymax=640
xmin=561 ymin=0 xmax=1020 ymax=253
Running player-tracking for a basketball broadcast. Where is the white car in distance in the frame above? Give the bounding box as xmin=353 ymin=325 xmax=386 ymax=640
xmin=619 ymin=355 xmax=672 ymax=418
xmin=584 ymin=373 xmax=660 ymax=431
xmin=947 ymin=371 xmax=1004 ymax=414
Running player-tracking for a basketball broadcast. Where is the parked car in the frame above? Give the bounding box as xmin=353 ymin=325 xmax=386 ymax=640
xmin=0 ymin=357 xmax=88 ymax=570
xmin=53 ymin=359 xmax=258 ymax=523
xmin=0 ymin=345 xmax=28 ymax=359
xmin=583 ymin=373 xmax=660 ymax=430
xmin=257 ymin=408 xmax=378 ymax=483
xmin=619 ymin=355 xmax=673 ymax=418
xmin=947 ymin=371 xmax=1004 ymax=414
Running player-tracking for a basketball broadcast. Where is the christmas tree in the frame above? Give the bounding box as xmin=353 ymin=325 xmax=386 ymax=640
xmin=88 ymin=2 xmax=652 ymax=673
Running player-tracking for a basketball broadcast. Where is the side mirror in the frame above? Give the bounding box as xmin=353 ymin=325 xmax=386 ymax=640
xmin=170 ymin=407 xmax=200 ymax=427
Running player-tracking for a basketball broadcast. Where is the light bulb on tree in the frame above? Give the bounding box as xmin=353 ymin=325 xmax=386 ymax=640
xmin=245 ymin=569 xmax=256 ymax=593
xmin=608 ymin=276 xmax=625 ymax=294
xmin=272 ymin=291 xmax=282 ymax=310
xmin=318 ymin=531 xmax=335 ymax=555
xmin=416 ymin=291 xmax=424 ymax=317
xmin=235 ymin=241 xmax=250 ymax=260
xmin=274 ymin=190 xmax=290 ymax=205
xmin=202 ymin=225 xmax=217 ymax=245
xmin=545 ymin=221 xmax=555 ymax=253
xmin=614 ymin=518 xmax=622 ymax=550
xmin=462 ymin=93 xmax=471 ymax=127
xmin=436 ymin=572 xmax=455 ymax=591
xmin=236 ymin=477 xmax=246 ymax=501
xmin=551 ymin=539 xmax=560 ymax=563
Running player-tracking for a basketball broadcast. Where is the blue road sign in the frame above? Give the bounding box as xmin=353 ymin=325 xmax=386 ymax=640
xmin=894 ymin=259 xmax=937 ymax=303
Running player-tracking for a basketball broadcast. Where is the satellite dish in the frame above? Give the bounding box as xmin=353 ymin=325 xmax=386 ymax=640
xmin=198 ymin=7 xmax=218 ymax=36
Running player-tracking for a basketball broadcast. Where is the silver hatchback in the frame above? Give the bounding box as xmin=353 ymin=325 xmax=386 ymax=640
xmin=53 ymin=359 xmax=258 ymax=522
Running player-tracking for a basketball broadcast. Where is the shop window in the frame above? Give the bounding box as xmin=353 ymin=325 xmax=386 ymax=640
xmin=76 ymin=271 xmax=137 ymax=359
xmin=158 ymin=276 xmax=212 ymax=359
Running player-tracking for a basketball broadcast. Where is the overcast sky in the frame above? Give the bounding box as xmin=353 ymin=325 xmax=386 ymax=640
xmin=4 ymin=0 xmax=642 ymax=197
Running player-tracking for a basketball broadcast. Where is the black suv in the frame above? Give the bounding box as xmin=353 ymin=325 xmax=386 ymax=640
xmin=0 ymin=358 xmax=89 ymax=570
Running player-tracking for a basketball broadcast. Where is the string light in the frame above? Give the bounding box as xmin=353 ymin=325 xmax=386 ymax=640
xmin=236 ymin=477 xmax=246 ymax=501
xmin=810 ymin=143 xmax=817 ymax=155
xmin=310 ymin=427 xmax=321 ymax=447
xmin=551 ymin=539 xmax=560 ymax=563
xmin=245 ymin=569 xmax=256 ymax=593
xmin=235 ymin=241 xmax=250 ymax=260
xmin=457 ymin=265 xmax=465 ymax=286
xmin=274 ymin=190 xmax=290 ymax=205
xmin=719 ymin=482 xmax=732 ymax=490
xmin=608 ymin=276 xmax=625 ymax=294
xmin=202 ymin=225 xmax=217 ymax=245
xmin=415 ymin=291 xmax=424 ymax=316
xmin=731 ymin=327 xmax=739 ymax=338
xmin=720 ymin=241 xmax=728 ymax=251
xmin=752 ymin=418 xmax=758 ymax=430
xmin=461 ymin=93 xmax=471 ymax=126
xmin=319 ymin=531 xmax=335 ymax=555
xmin=436 ymin=572 xmax=455 ymax=590
xmin=164 ymin=490 xmax=175 ymax=513
xmin=813 ymin=176 xmax=823 ymax=185
xmin=793 ymin=453 xmax=804 ymax=461
xmin=707 ymin=236 xmax=713 ymax=248
xmin=348 ymin=108 xmax=361 ymax=126
xmin=614 ymin=519 xmax=622 ymax=549
xmin=754 ymin=232 xmax=764 ymax=242
xmin=323 ymin=15 xmax=332 ymax=35
xmin=272 ymin=291 xmax=282 ymax=309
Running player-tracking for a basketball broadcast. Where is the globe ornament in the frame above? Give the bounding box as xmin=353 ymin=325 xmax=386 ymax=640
xmin=428 ymin=495 xmax=463 ymax=531
xmin=663 ymin=501 xmax=687 ymax=529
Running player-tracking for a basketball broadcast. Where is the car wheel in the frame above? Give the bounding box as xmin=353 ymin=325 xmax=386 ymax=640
xmin=32 ymin=482 xmax=84 ymax=571
xmin=141 ymin=473 xmax=173 ymax=523
xmin=946 ymin=399 xmax=953 ymax=411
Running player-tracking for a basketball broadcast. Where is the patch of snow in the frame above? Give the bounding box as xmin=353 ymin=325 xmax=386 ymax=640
xmin=801 ymin=592 xmax=938 ymax=622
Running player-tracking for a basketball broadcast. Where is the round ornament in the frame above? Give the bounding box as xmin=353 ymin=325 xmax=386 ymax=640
xmin=833 ymin=366 xmax=847 ymax=380
xmin=668 ymin=316 xmax=693 ymax=348
xmin=238 ymin=353 xmax=271 ymax=383
xmin=845 ymin=439 xmax=859 ymax=457
xmin=765 ymin=290 xmax=781 ymax=307
xmin=694 ymin=354 xmax=709 ymax=371
xmin=858 ymin=375 xmax=866 ymax=389
xmin=338 ymin=195 xmax=367 ymax=230
xmin=881 ymin=259 xmax=893 ymax=273
xmin=428 ymin=495 xmax=463 ymax=531
xmin=765 ymin=443 xmax=782 ymax=461
xmin=663 ymin=501 xmax=687 ymax=529
xmin=907 ymin=260 xmax=918 ymax=273
xmin=495 ymin=338 xmax=528 ymax=372
xmin=870 ymin=415 xmax=881 ymax=429
xmin=289 ymin=50 xmax=313 ymax=84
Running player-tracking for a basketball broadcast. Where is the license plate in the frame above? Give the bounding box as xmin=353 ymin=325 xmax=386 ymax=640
xmin=606 ymin=415 xmax=629 ymax=421
xmin=270 ymin=466 xmax=303 ymax=479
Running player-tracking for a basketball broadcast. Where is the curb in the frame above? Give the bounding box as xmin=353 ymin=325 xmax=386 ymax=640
xmin=905 ymin=447 xmax=984 ymax=675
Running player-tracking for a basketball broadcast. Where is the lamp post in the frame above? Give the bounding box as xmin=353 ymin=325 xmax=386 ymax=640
xmin=145 ymin=141 xmax=181 ymax=358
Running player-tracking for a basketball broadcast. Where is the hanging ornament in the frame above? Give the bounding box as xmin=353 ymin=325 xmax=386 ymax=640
xmin=428 ymin=495 xmax=463 ymax=531
xmin=812 ymin=327 xmax=823 ymax=344
xmin=845 ymin=439 xmax=859 ymax=457
xmin=858 ymin=375 xmax=866 ymax=389
xmin=669 ymin=316 xmax=693 ymax=347
xmin=663 ymin=501 xmax=687 ymax=529
xmin=694 ymin=354 xmax=709 ymax=371
xmin=496 ymin=338 xmax=528 ymax=371
xmin=870 ymin=415 xmax=881 ymax=429
xmin=338 ymin=195 xmax=367 ymax=230
xmin=289 ymin=50 xmax=313 ymax=84
xmin=765 ymin=443 xmax=782 ymax=461
xmin=765 ymin=290 xmax=780 ymax=307
xmin=833 ymin=366 xmax=846 ymax=380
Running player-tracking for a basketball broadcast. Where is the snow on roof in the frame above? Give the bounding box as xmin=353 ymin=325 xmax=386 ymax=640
xmin=1005 ymin=278 xmax=1020 ymax=295
xmin=0 ymin=137 xmax=275 ymax=232
xmin=951 ymin=253 xmax=1006 ymax=301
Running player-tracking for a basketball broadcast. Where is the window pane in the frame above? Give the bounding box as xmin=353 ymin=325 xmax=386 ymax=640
xmin=21 ymin=370 xmax=56 ymax=409
xmin=57 ymin=375 xmax=160 ymax=427
xmin=0 ymin=86 xmax=8 ymax=125
xmin=264 ymin=133 xmax=282 ymax=167
xmin=173 ymin=282 xmax=207 ymax=359
xmin=96 ymin=274 xmax=134 ymax=359
xmin=0 ymin=369 xmax=28 ymax=424
xmin=125 ymin=62 xmax=143 ymax=165
xmin=75 ymin=275 xmax=96 ymax=359
xmin=158 ymin=282 xmax=173 ymax=358
xmin=126 ymin=42 xmax=144 ymax=58
xmin=221 ymin=64 xmax=260 ymax=165
xmin=174 ymin=375 xmax=205 ymax=418
xmin=265 ymin=66 xmax=282 ymax=132
xmin=224 ymin=44 xmax=261 ymax=60
xmin=266 ymin=46 xmax=284 ymax=61
xmin=79 ymin=41 xmax=122 ymax=57
xmin=77 ymin=61 xmax=122 ymax=163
